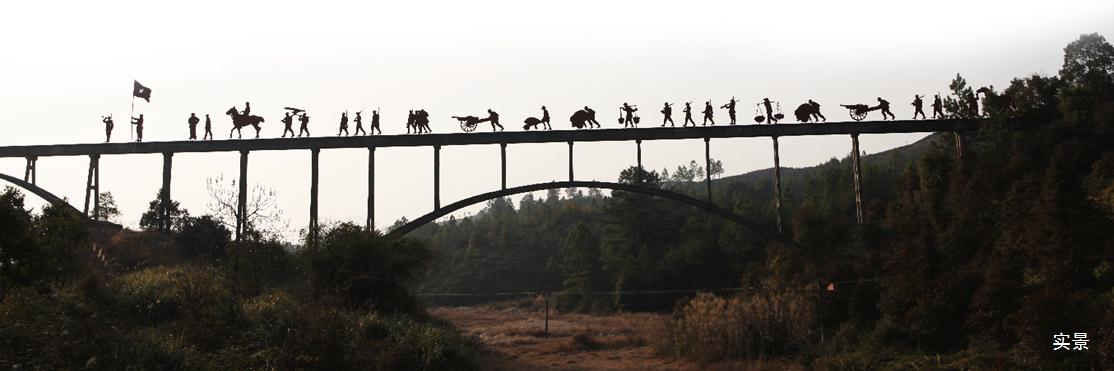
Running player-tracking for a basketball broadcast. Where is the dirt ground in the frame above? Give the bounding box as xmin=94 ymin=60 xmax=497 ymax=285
xmin=429 ymin=300 xmax=801 ymax=371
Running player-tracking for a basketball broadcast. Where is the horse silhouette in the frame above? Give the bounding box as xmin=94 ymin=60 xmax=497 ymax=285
xmin=225 ymin=107 xmax=265 ymax=139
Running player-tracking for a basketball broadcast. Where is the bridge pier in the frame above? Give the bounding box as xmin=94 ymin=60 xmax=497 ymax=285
xmin=568 ymin=141 xmax=574 ymax=181
xmin=368 ymin=146 xmax=375 ymax=231
xmin=954 ymin=132 xmax=964 ymax=163
xmin=434 ymin=145 xmax=441 ymax=210
xmin=704 ymin=138 xmax=712 ymax=204
xmin=310 ymin=148 xmax=319 ymax=241
xmin=237 ymin=150 xmax=248 ymax=240
xmin=772 ymin=136 xmax=783 ymax=233
xmin=83 ymin=154 xmax=100 ymax=217
xmin=23 ymin=156 xmax=36 ymax=185
xmin=636 ymin=140 xmax=642 ymax=172
xmin=161 ymin=152 xmax=173 ymax=231
xmin=851 ymin=134 xmax=864 ymax=224
xmin=500 ymin=143 xmax=507 ymax=190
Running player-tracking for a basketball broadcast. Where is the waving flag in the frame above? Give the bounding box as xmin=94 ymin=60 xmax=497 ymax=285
xmin=133 ymin=80 xmax=152 ymax=102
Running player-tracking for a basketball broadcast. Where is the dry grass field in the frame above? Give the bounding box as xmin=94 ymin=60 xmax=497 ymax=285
xmin=429 ymin=299 xmax=804 ymax=371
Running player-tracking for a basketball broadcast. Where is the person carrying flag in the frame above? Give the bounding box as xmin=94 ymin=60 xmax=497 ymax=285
xmin=132 ymin=114 xmax=145 ymax=142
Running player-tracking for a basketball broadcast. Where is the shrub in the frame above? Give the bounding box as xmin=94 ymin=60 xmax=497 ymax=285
xmin=303 ymin=223 xmax=431 ymax=313
xmin=111 ymin=265 xmax=237 ymax=327
xmin=177 ymin=215 xmax=231 ymax=261
xmin=662 ymin=290 xmax=817 ymax=361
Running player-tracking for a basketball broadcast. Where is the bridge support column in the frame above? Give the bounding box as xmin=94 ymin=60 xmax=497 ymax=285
xmin=772 ymin=136 xmax=783 ymax=233
xmin=161 ymin=152 xmax=173 ymax=231
xmin=568 ymin=141 xmax=574 ymax=181
xmin=851 ymin=134 xmax=864 ymax=224
xmin=368 ymin=147 xmax=375 ymax=231
xmin=500 ymin=143 xmax=507 ymax=190
xmin=23 ymin=157 xmax=36 ymax=185
xmin=434 ymin=145 xmax=441 ymax=210
xmin=954 ymin=132 xmax=964 ymax=163
xmin=310 ymin=148 xmax=319 ymax=242
xmin=237 ymin=150 xmax=248 ymax=241
xmin=83 ymin=154 xmax=100 ymax=217
xmin=704 ymin=138 xmax=712 ymax=204
xmin=635 ymin=140 xmax=643 ymax=182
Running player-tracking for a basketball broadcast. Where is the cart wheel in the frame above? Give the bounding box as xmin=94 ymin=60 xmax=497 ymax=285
xmin=461 ymin=121 xmax=476 ymax=132
xmin=851 ymin=111 xmax=867 ymax=121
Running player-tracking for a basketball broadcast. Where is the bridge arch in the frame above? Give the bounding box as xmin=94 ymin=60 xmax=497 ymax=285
xmin=386 ymin=180 xmax=796 ymax=246
xmin=0 ymin=172 xmax=86 ymax=217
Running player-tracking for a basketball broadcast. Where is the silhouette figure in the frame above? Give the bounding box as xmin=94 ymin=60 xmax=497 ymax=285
xmin=281 ymin=112 xmax=295 ymax=137
xmin=541 ymin=106 xmax=551 ymax=130
xmin=242 ymin=102 xmax=251 ymax=116
xmin=354 ymin=112 xmax=366 ymax=135
xmin=102 ymin=115 xmax=114 ymax=142
xmin=683 ymin=102 xmax=695 ymax=127
xmin=132 ymin=114 xmax=144 ymax=142
xmin=188 ymin=113 xmax=199 ymax=140
xmin=226 ymin=106 xmax=266 ymax=139
xmin=371 ymin=110 xmax=381 ymax=135
xmin=932 ymin=94 xmax=943 ymax=119
xmin=406 ymin=110 xmax=416 ymax=134
xmin=722 ymin=97 xmax=738 ymax=125
xmin=911 ymin=95 xmax=926 ymax=120
xmin=487 ymin=109 xmax=503 ymax=131
xmin=762 ymin=98 xmax=779 ymax=124
xmin=523 ymin=106 xmax=551 ymax=130
xmin=661 ymin=102 xmax=674 ymax=127
xmin=204 ymin=114 xmax=213 ymax=140
xmin=454 ymin=115 xmax=483 ymax=132
xmin=583 ymin=106 xmax=599 ymax=128
xmin=877 ymin=97 xmax=895 ymax=120
xmin=298 ymin=113 xmax=311 ymax=137
xmin=809 ymin=100 xmax=826 ymax=122
xmin=620 ymin=103 xmax=638 ymax=128
xmin=415 ymin=109 xmax=431 ymax=133
xmin=338 ymin=112 xmax=350 ymax=136
xmin=702 ymin=101 xmax=715 ymax=126
xmin=966 ymin=92 xmax=979 ymax=118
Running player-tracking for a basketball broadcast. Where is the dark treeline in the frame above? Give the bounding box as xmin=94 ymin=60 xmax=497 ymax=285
xmin=411 ymin=33 xmax=1114 ymax=368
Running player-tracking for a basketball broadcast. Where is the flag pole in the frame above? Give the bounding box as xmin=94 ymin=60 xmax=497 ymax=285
xmin=130 ymin=94 xmax=135 ymax=142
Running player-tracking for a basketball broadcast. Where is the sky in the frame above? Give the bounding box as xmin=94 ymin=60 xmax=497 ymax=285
xmin=1 ymin=0 xmax=1113 ymax=241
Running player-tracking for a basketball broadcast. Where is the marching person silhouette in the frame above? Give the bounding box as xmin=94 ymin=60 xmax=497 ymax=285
xmin=878 ymin=97 xmax=895 ymax=120
xmin=723 ymin=97 xmax=738 ymax=125
xmin=337 ymin=112 xmax=349 ymax=136
xmin=188 ymin=113 xmax=199 ymax=140
xmin=487 ymin=109 xmax=503 ymax=131
xmin=406 ymin=110 xmax=415 ymax=134
xmin=371 ymin=110 xmax=381 ymax=135
xmin=808 ymin=99 xmax=826 ymax=122
xmin=912 ymin=95 xmax=926 ymax=120
xmin=102 ymin=115 xmax=114 ymax=142
xmin=683 ymin=102 xmax=695 ymax=127
xmin=702 ymin=101 xmax=715 ymax=126
xmin=354 ymin=111 xmax=366 ymax=135
xmin=661 ymin=102 xmax=674 ymax=127
xmin=932 ymin=94 xmax=944 ymax=119
xmin=281 ymin=112 xmax=295 ymax=137
xmin=763 ymin=98 xmax=779 ymax=124
xmin=204 ymin=114 xmax=213 ymax=140
xmin=541 ymin=106 xmax=551 ymax=130
xmin=132 ymin=114 xmax=144 ymax=142
xmin=621 ymin=103 xmax=638 ymax=128
xmin=298 ymin=113 xmax=311 ymax=137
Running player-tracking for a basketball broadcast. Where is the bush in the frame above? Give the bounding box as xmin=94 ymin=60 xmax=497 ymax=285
xmin=177 ymin=215 xmax=231 ymax=261
xmin=303 ymin=223 xmax=431 ymax=313
xmin=663 ymin=290 xmax=817 ymax=361
xmin=111 ymin=265 xmax=238 ymax=327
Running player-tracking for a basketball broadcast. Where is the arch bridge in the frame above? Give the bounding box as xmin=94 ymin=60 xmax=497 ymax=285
xmin=0 ymin=119 xmax=978 ymax=241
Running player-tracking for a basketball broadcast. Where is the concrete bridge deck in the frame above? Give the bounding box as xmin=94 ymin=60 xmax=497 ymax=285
xmin=0 ymin=119 xmax=979 ymax=158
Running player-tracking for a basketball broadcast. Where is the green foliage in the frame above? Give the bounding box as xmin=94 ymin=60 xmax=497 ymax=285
xmin=304 ymin=223 xmax=432 ymax=312
xmin=177 ymin=215 xmax=231 ymax=261
xmin=139 ymin=189 xmax=190 ymax=232
xmin=92 ymin=191 xmax=120 ymax=222
xmin=663 ymin=291 xmax=816 ymax=361
xmin=0 ymin=187 xmax=36 ymax=292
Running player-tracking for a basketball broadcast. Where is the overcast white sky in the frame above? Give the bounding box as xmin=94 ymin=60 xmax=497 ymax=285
xmin=2 ymin=0 xmax=1112 ymax=240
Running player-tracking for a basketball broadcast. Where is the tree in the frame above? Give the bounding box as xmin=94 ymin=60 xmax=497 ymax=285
xmin=139 ymin=190 xmax=190 ymax=233
xmin=178 ymin=215 xmax=232 ymax=260
xmin=304 ymin=223 xmax=431 ymax=312
xmin=92 ymin=191 xmax=120 ymax=222
xmin=1060 ymin=33 xmax=1114 ymax=91
xmin=943 ymin=73 xmax=975 ymax=118
xmin=0 ymin=187 xmax=34 ymax=302
xmin=206 ymin=175 xmax=287 ymax=240
xmin=708 ymin=158 xmax=724 ymax=179
xmin=554 ymin=223 xmax=604 ymax=312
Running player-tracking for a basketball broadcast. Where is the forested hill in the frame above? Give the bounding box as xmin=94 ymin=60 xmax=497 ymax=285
xmin=409 ymin=127 xmax=956 ymax=300
xmin=413 ymin=33 xmax=1114 ymax=368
